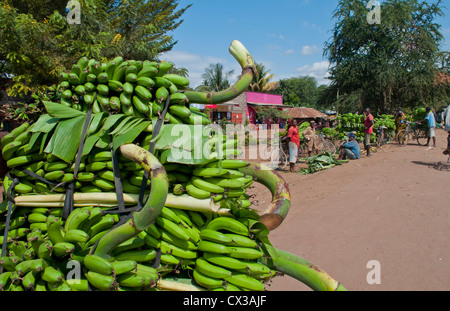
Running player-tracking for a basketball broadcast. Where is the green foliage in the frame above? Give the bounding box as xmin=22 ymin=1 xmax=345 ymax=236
xmin=324 ymin=0 xmax=447 ymax=113
xmin=196 ymin=63 xmax=235 ymax=92
xmin=0 ymin=0 xmax=190 ymax=98
xmin=272 ymin=76 xmax=319 ymax=107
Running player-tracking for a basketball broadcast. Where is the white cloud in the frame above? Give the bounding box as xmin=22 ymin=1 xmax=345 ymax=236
xmin=301 ymin=45 xmax=320 ymax=56
xmin=295 ymin=61 xmax=331 ymax=85
xmin=160 ymin=50 xmax=237 ymax=88
xmin=284 ymin=49 xmax=296 ymax=55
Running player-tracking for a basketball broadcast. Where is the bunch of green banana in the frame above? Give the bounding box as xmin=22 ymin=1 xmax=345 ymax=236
xmin=55 ymin=56 xmax=211 ymax=126
xmin=191 ymin=216 xmax=274 ymax=291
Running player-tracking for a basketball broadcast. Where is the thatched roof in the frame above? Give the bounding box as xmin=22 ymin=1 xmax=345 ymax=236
xmin=287 ymin=107 xmax=330 ymax=120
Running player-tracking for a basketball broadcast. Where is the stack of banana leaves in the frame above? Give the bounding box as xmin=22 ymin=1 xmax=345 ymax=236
xmin=300 ymin=152 xmax=349 ymax=175
xmin=0 ymin=41 xmax=345 ymax=292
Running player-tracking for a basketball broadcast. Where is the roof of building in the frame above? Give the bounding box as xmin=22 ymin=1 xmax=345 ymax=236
xmin=287 ymin=107 xmax=330 ymax=120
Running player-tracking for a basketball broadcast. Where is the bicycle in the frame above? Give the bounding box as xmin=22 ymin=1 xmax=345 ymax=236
xmin=269 ymin=138 xmax=289 ymax=170
xmin=375 ymin=126 xmax=395 ymax=147
xmin=396 ymin=121 xmax=428 ymax=146
xmin=315 ymin=132 xmax=336 ymax=155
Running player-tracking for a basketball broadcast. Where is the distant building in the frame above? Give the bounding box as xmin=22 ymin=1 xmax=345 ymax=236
xmin=204 ymin=91 xmax=291 ymax=129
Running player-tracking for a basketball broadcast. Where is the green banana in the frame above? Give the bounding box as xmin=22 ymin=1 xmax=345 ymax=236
xmin=193 ymin=268 xmax=225 ymax=289
xmin=138 ymin=231 xmax=161 ymax=249
xmin=44 ymin=170 xmax=65 ymax=181
xmin=191 ymin=176 xmax=225 ymax=194
xmin=52 ymin=242 xmax=76 ymax=257
xmin=122 ymin=82 xmax=134 ymax=94
xmin=27 ymin=212 xmax=47 ymax=223
xmin=224 ymin=273 xmax=264 ymax=291
xmin=169 ymin=104 xmax=191 ymax=119
xmin=112 ymin=237 xmax=146 ymax=255
xmin=45 ymin=215 xmax=65 ymax=244
xmin=83 ymin=254 xmax=114 ymax=275
xmin=137 ymin=65 xmax=158 ymax=78
xmin=155 ymin=86 xmax=169 ymax=103
xmin=199 ymin=229 xmax=233 ymax=244
xmin=64 ymin=207 xmax=91 ymax=232
xmin=64 ymin=229 xmax=90 ymax=243
xmin=114 ymin=249 xmax=156 ymax=263
xmin=195 ymin=257 xmax=232 ymax=279
xmin=108 ymin=80 xmax=123 ymax=92
xmin=86 ymin=271 xmax=117 ymax=291
xmin=198 ymin=240 xmax=230 ymax=255
xmin=225 ymin=234 xmax=258 ymax=248
xmin=88 ymin=214 xmax=116 ymax=237
xmin=1 ymin=122 xmax=30 ymax=148
xmin=204 ymin=177 xmax=245 ymax=189
xmin=136 ymin=77 xmax=155 ymax=88
xmin=163 ymin=74 xmax=190 ymax=89
xmin=67 ymin=279 xmax=89 ymax=291
xmin=160 ymin=240 xmax=198 ymax=260
xmin=206 ymin=217 xmax=249 ymax=236
xmin=14 ymin=182 xmax=33 ymax=194
xmin=132 ymin=95 xmax=150 ymax=114
xmin=41 ymin=266 xmax=64 ymax=283
xmin=159 ymin=228 xmax=198 ymax=251
xmin=2 ymin=140 xmax=23 ymax=161
xmin=135 ymin=85 xmax=152 ymax=101
xmin=91 ymin=178 xmax=115 ymax=191
xmin=205 ymin=159 xmax=249 ymax=169
xmin=202 ymin=252 xmax=248 ymax=271
xmin=155 ymin=217 xmax=191 ymax=241
xmin=111 ymin=260 xmax=137 ymax=275
xmin=228 ymin=246 xmax=264 ymax=260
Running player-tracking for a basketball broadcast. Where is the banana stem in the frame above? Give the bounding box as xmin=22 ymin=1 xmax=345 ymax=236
xmin=264 ymin=244 xmax=347 ymax=291
xmin=158 ymin=279 xmax=207 ymax=291
xmin=184 ymin=40 xmax=256 ymax=105
xmin=93 ymin=144 xmax=169 ymax=259
xmin=13 ymin=194 xmax=228 ymax=214
xmin=237 ymin=162 xmax=291 ymax=231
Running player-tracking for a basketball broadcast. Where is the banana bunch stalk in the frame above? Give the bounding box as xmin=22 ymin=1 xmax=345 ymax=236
xmin=0 ymin=40 xmax=346 ymax=291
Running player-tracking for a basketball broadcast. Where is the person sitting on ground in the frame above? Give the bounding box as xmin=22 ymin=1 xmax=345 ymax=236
xmin=338 ymin=133 xmax=361 ymax=160
xmin=302 ymin=121 xmax=318 ymax=157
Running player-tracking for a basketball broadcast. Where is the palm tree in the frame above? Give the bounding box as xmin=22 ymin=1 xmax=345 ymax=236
xmin=249 ymin=63 xmax=279 ymax=93
xmin=196 ymin=63 xmax=234 ymax=92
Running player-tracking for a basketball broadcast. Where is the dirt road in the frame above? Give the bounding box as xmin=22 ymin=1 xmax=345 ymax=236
xmin=246 ymin=128 xmax=449 ymax=291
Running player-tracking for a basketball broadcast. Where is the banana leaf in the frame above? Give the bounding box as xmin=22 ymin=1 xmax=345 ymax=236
xmin=154 ymin=124 xmax=216 ymax=165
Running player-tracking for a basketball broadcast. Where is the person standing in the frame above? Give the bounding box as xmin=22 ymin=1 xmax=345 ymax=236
xmin=394 ymin=108 xmax=407 ymax=142
xmin=417 ymin=107 xmax=436 ymax=148
xmin=443 ymin=105 xmax=450 ymax=155
xmin=363 ymin=107 xmax=374 ymax=157
xmin=286 ymin=119 xmax=300 ymax=172
xmin=302 ymin=121 xmax=317 ymax=157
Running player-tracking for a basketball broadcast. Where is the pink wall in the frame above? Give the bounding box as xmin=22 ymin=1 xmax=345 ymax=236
xmin=246 ymin=92 xmax=283 ymax=106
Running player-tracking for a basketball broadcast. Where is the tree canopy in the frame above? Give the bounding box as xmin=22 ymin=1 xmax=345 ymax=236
xmin=323 ymin=0 xmax=448 ymax=114
xmin=0 ymin=0 xmax=190 ymax=98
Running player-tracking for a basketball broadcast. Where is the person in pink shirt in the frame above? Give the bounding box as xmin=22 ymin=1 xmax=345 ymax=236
xmin=363 ymin=107 xmax=374 ymax=157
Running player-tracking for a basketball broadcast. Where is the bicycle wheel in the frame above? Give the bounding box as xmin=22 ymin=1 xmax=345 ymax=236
xmin=270 ymin=148 xmax=288 ymax=170
xmin=396 ymin=129 xmax=409 ymax=145
xmin=416 ymin=128 xmax=429 ymax=146
xmin=322 ymin=139 xmax=336 ymax=154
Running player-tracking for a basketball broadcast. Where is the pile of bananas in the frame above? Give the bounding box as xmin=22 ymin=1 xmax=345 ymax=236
xmin=0 ymin=198 xmax=273 ymax=291
xmin=56 ymin=56 xmax=209 ymax=125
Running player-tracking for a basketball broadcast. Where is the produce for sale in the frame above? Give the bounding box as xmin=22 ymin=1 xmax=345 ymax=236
xmin=0 ymin=41 xmax=345 ymax=291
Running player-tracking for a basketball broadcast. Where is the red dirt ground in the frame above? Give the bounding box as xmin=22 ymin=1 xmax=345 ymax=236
xmin=245 ymin=128 xmax=449 ymax=291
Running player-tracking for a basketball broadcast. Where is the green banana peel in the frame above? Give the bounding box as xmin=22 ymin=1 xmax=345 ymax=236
xmin=184 ymin=40 xmax=257 ymax=105
xmin=237 ymin=162 xmax=291 ymax=231
xmin=93 ymin=144 xmax=169 ymax=259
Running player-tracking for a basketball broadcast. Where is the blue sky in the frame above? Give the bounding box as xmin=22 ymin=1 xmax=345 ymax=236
xmin=161 ymin=0 xmax=450 ymax=88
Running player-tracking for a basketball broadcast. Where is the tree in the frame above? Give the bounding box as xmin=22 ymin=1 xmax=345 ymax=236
xmin=0 ymin=0 xmax=190 ymax=98
xmin=272 ymin=76 xmax=319 ymax=107
xmin=324 ymin=0 xmax=446 ymax=114
xmin=196 ymin=63 xmax=234 ymax=92
xmin=248 ymin=63 xmax=278 ymax=93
